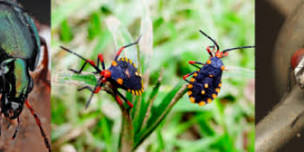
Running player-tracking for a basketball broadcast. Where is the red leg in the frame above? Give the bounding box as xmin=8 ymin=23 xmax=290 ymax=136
xmin=115 ymin=95 xmax=124 ymax=106
xmin=183 ymin=71 xmax=196 ymax=83
xmin=97 ymin=54 xmax=105 ymax=70
xmin=114 ymin=36 xmax=141 ymax=61
xmin=116 ymin=91 xmax=133 ymax=108
xmin=84 ymin=78 xmax=104 ymax=109
xmin=25 ymin=100 xmax=51 ymax=152
xmin=206 ymin=46 xmax=214 ymax=57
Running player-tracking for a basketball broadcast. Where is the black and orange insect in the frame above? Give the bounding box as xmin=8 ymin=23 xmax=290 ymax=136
xmin=183 ymin=30 xmax=254 ymax=106
xmin=61 ymin=36 xmax=143 ymax=108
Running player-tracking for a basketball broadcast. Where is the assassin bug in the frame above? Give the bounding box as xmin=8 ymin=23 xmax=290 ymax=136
xmin=183 ymin=30 xmax=254 ymax=106
xmin=0 ymin=1 xmax=51 ymax=152
xmin=61 ymin=36 xmax=144 ymax=109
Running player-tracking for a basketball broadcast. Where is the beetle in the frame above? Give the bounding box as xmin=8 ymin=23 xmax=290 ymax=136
xmin=289 ymin=48 xmax=304 ymax=89
xmin=183 ymin=30 xmax=254 ymax=106
xmin=61 ymin=36 xmax=143 ymax=109
xmin=0 ymin=1 xmax=51 ymax=151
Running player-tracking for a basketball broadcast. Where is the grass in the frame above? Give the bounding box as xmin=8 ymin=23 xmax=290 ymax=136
xmin=51 ymin=0 xmax=254 ymax=151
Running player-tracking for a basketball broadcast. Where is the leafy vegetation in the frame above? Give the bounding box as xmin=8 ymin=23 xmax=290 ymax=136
xmin=51 ymin=0 xmax=254 ymax=152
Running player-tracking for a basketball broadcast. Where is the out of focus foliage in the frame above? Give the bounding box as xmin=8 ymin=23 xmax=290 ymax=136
xmin=51 ymin=0 xmax=254 ymax=151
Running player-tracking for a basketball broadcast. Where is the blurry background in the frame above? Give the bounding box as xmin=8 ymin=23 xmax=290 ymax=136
xmin=51 ymin=0 xmax=254 ymax=151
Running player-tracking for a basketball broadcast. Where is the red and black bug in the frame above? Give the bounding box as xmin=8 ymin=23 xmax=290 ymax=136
xmin=183 ymin=30 xmax=254 ymax=106
xmin=61 ymin=36 xmax=143 ymax=108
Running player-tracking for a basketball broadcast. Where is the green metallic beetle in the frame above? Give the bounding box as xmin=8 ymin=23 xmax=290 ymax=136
xmin=0 ymin=1 xmax=51 ymax=151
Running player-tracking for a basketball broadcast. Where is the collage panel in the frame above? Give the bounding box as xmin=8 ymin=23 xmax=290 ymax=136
xmin=52 ymin=0 xmax=254 ymax=152
xmin=0 ymin=0 xmax=51 ymax=152
xmin=256 ymin=0 xmax=304 ymax=152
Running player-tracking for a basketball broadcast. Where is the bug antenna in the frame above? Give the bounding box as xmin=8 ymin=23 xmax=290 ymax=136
xmin=199 ymin=30 xmax=220 ymax=51
xmin=124 ymin=35 xmax=142 ymax=48
xmin=60 ymin=46 xmax=100 ymax=71
xmin=222 ymin=46 xmax=255 ymax=53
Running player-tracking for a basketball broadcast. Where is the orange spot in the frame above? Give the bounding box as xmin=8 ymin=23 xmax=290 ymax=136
xmin=207 ymin=98 xmax=212 ymax=103
xmin=188 ymin=84 xmax=193 ymax=89
xmin=212 ymin=94 xmax=217 ymax=99
xmin=193 ymin=73 xmax=198 ymax=77
xmin=215 ymin=88 xmax=220 ymax=93
xmin=190 ymin=97 xmax=195 ymax=103
xmin=218 ymin=83 xmax=222 ymax=87
xmin=206 ymin=59 xmax=211 ymax=64
xmin=221 ymin=66 xmax=225 ymax=71
xmin=199 ymin=101 xmax=205 ymax=106
xmin=187 ymin=91 xmax=192 ymax=96
xmin=201 ymin=90 xmax=205 ymax=95
xmin=112 ymin=61 xmax=118 ymax=66
xmin=190 ymin=78 xmax=195 ymax=82
xmin=209 ymin=74 xmax=213 ymax=77
xmin=215 ymin=52 xmax=223 ymax=58
xmin=116 ymin=78 xmax=123 ymax=85
xmin=204 ymin=83 xmax=208 ymax=88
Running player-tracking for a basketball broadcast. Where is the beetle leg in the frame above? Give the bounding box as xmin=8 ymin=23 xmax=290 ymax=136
xmin=183 ymin=71 xmax=196 ymax=83
xmin=11 ymin=117 xmax=20 ymax=139
xmin=114 ymin=36 xmax=141 ymax=61
xmin=25 ymin=100 xmax=51 ymax=152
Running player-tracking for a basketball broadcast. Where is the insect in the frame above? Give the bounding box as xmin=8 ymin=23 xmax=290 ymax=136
xmin=183 ymin=30 xmax=254 ymax=106
xmin=290 ymin=48 xmax=304 ymax=89
xmin=0 ymin=1 xmax=51 ymax=151
xmin=61 ymin=36 xmax=143 ymax=109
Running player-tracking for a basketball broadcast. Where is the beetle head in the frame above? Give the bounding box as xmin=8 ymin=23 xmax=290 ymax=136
xmin=1 ymin=94 xmax=24 ymax=119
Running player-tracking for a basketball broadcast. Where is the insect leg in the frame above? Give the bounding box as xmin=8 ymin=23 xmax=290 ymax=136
xmin=97 ymin=54 xmax=106 ymax=70
xmin=25 ymin=100 xmax=51 ymax=152
xmin=188 ymin=61 xmax=204 ymax=69
xmin=69 ymin=62 xmax=88 ymax=74
xmin=116 ymin=90 xmax=133 ymax=108
xmin=206 ymin=46 xmax=214 ymax=57
xmin=183 ymin=71 xmax=196 ymax=83
xmin=114 ymin=36 xmax=142 ymax=61
xmin=61 ymin=46 xmax=100 ymax=72
xmin=11 ymin=117 xmax=20 ymax=139
xmin=82 ymin=77 xmax=104 ymax=109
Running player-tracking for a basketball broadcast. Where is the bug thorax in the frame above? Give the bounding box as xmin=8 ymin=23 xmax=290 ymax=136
xmin=1 ymin=94 xmax=24 ymax=119
xmin=209 ymin=57 xmax=224 ymax=68
xmin=100 ymin=69 xmax=111 ymax=81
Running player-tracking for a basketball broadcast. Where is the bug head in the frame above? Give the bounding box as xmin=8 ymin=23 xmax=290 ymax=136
xmin=1 ymin=94 xmax=24 ymax=119
xmin=100 ymin=70 xmax=111 ymax=79
xmin=199 ymin=30 xmax=255 ymax=58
